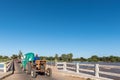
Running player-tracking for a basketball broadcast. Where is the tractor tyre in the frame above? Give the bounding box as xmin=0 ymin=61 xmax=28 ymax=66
xmin=31 ymin=69 xmax=37 ymax=78
xmin=46 ymin=68 xmax=52 ymax=77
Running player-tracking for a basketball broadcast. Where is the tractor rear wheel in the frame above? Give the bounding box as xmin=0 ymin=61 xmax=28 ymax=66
xmin=46 ymin=68 xmax=52 ymax=77
xmin=26 ymin=62 xmax=31 ymax=74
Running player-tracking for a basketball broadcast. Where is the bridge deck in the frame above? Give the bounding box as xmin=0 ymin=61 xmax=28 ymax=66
xmin=3 ymin=61 xmax=85 ymax=80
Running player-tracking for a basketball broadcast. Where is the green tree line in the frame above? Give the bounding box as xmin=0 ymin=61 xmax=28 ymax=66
xmin=0 ymin=51 xmax=23 ymax=62
xmin=40 ymin=54 xmax=120 ymax=62
xmin=0 ymin=55 xmax=11 ymax=62
xmin=39 ymin=53 xmax=73 ymax=62
xmin=73 ymin=55 xmax=120 ymax=62
xmin=1 ymin=50 xmax=120 ymax=63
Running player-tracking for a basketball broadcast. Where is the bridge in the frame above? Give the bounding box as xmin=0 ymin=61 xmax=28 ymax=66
xmin=0 ymin=60 xmax=120 ymax=80
xmin=0 ymin=61 xmax=85 ymax=80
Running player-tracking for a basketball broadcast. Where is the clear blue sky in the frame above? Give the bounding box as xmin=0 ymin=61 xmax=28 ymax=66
xmin=0 ymin=0 xmax=120 ymax=58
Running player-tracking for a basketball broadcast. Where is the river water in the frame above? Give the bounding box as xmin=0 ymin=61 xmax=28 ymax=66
xmin=73 ymin=61 xmax=120 ymax=65
xmin=0 ymin=63 xmax=4 ymax=72
xmin=0 ymin=64 xmax=4 ymax=68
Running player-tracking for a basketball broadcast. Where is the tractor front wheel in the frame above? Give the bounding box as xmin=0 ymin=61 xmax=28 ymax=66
xmin=31 ymin=69 xmax=37 ymax=78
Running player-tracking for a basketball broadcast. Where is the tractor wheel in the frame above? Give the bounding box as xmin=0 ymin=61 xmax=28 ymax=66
xmin=26 ymin=62 xmax=31 ymax=74
xmin=31 ymin=69 xmax=37 ymax=78
xmin=46 ymin=68 xmax=52 ymax=77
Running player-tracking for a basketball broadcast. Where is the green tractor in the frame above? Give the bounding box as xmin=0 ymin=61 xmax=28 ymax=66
xmin=21 ymin=52 xmax=52 ymax=78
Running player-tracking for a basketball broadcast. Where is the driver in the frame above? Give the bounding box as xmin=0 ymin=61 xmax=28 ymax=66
xmin=33 ymin=54 xmax=39 ymax=63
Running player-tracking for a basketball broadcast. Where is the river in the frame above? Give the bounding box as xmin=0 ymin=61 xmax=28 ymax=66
xmin=0 ymin=64 xmax=4 ymax=68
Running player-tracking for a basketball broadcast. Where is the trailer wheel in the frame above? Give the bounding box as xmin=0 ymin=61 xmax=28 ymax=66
xmin=26 ymin=62 xmax=31 ymax=74
xmin=46 ymin=68 xmax=52 ymax=77
xmin=31 ymin=69 xmax=37 ymax=78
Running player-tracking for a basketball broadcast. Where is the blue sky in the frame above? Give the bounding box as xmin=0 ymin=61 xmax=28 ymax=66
xmin=0 ymin=0 xmax=120 ymax=58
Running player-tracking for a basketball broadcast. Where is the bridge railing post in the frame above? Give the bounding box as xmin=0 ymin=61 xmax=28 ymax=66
xmin=63 ymin=62 xmax=67 ymax=71
xmin=95 ymin=64 xmax=99 ymax=78
xmin=76 ymin=63 xmax=79 ymax=73
xmin=4 ymin=63 xmax=7 ymax=72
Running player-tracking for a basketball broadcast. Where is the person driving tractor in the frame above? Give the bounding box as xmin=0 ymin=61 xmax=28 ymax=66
xmin=33 ymin=54 xmax=39 ymax=63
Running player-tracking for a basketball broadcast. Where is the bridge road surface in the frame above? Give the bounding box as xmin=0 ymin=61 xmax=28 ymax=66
xmin=3 ymin=61 xmax=85 ymax=80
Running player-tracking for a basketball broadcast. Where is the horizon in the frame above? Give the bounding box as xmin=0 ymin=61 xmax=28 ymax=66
xmin=0 ymin=51 xmax=120 ymax=59
xmin=0 ymin=0 xmax=120 ymax=58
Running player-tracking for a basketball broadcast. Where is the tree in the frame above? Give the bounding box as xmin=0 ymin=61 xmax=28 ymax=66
xmin=72 ymin=58 xmax=80 ymax=61
xmin=3 ymin=56 xmax=9 ymax=59
xmin=0 ymin=55 xmax=3 ymax=59
xmin=18 ymin=50 xmax=23 ymax=59
xmin=88 ymin=55 xmax=99 ymax=62
xmin=40 ymin=56 xmax=46 ymax=60
xmin=11 ymin=54 xmax=18 ymax=59
xmin=109 ymin=55 xmax=118 ymax=62
xmin=80 ymin=57 xmax=86 ymax=62
xmin=55 ymin=54 xmax=58 ymax=62
xmin=67 ymin=53 xmax=73 ymax=62
xmin=58 ymin=56 xmax=62 ymax=61
xmin=61 ymin=54 xmax=67 ymax=61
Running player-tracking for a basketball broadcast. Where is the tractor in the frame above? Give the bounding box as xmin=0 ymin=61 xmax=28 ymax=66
xmin=21 ymin=52 xmax=52 ymax=78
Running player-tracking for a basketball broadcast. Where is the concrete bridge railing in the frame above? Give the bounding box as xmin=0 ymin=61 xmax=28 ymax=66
xmin=56 ymin=62 xmax=120 ymax=80
xmin=0 ymin=60 xmax=14 ymax=72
